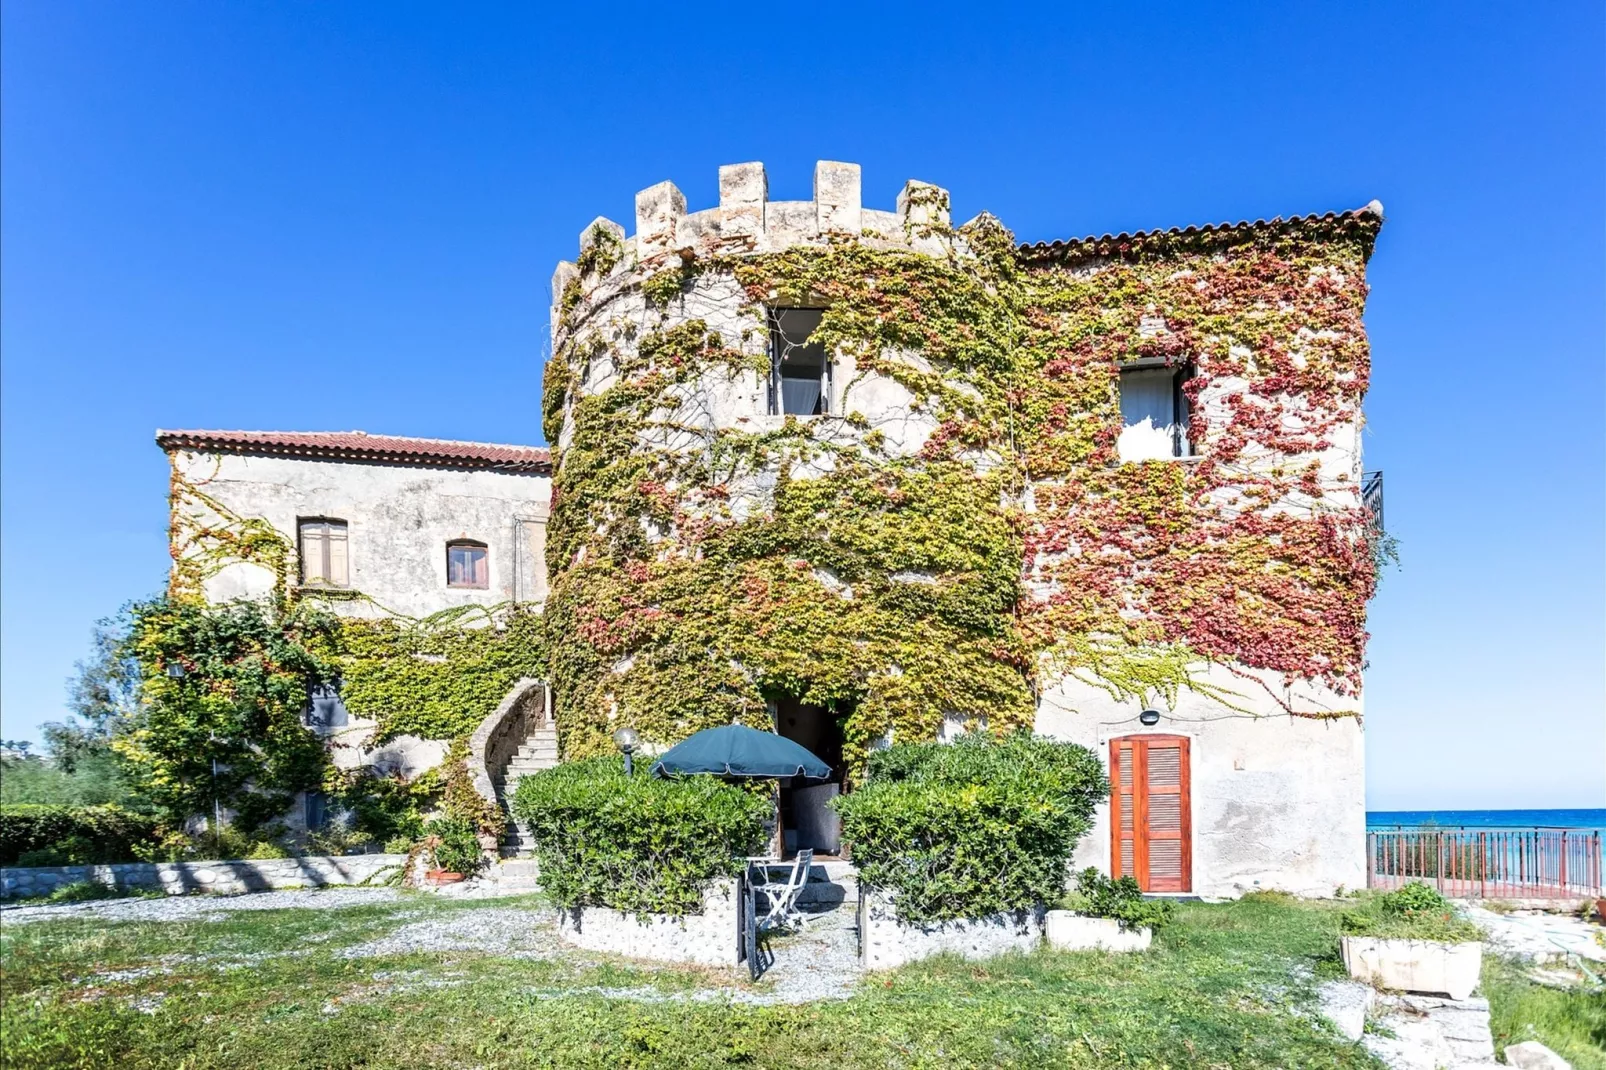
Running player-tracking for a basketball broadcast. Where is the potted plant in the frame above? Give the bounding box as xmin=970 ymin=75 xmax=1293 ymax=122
xmin=422 ymin=815 xmax=483 ymax=886
xmin=1046 ymin=868 xmax=1174 ymax=952
xmin=1340 ymin=882 xmax=1483 ymax=999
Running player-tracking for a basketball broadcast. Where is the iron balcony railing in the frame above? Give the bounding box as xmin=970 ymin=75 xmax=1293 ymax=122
xmin=1367 ymin=827 xmax=1603 ymax=899
xmin=1362 ymin=470 xmax=1384 ymax=534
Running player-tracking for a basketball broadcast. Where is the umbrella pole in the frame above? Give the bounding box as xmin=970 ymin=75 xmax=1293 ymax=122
xmin=771 ymin=781 xmax=785 ymax=860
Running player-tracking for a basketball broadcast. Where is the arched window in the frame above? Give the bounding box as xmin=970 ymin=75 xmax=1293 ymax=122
xmin=446 ymin=540 xmax=489 ymax=588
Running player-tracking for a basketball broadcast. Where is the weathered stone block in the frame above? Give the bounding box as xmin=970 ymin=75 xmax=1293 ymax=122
xmin=577 ymin=217 xmax=626 ymax=275
xmin=897 ymin=180 xmax=951 ymax=228
xmin=635 ymin=180 xmax=686 ymax=258
xmin=1505 ymin=1040 xmax=1572 ymax=1069
xmin=814 ymin=161 xmax=861 ymax=234
xmin=718 ymin=162 xmax=766 ymax=237
xmin=1341 ymin=936 xmax=1482 ymax=1000
xmin=1044 ymin=911 xmax=1152 ymax=953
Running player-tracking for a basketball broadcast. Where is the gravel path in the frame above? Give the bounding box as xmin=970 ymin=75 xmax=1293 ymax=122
xmin=336 ymin=906 xmax=559 ymax=960
xmin=0 ymin=886 xmax=403 ymax=925
xmin=4 ymin=885 xmax=868 ymax=1005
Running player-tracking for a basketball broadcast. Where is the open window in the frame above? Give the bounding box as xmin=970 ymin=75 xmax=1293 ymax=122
xmin=298 ymin=518 xmax=349 ymax=586
xmin=768 ymin=308 xmax=830 ymax=416
xmin=1118 ymin=360 xmax=1192 ymax=461
xmin=446 ymin=540 xmax=489 ymax=589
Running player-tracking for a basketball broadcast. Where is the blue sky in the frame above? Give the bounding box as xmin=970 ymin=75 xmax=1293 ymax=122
xmin=3 ymin=2 xmax=1601 ymax=809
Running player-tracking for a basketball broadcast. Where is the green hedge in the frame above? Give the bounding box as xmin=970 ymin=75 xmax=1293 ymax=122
xmin=833 ymin=732 xmax=1107 ymax=923
xmin=0 ymin=804 xmax=162 ymax=866
xmin=509 ymin=756 xmax=769 ymax=916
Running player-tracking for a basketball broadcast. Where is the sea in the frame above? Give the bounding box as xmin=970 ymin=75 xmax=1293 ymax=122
xmin=1366 ymin=808 xmax=1606 ymax=832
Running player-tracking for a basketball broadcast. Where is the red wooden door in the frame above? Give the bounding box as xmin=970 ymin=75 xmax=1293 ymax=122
xmin=1110 ymin=735 xmax=1192 ymax=893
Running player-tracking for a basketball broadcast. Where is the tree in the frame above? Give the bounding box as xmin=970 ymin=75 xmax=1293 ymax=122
xmin=116 ymin=596 xmax=336 ymax=830
xmin=40 ymin=613 xmax=145 ymax=775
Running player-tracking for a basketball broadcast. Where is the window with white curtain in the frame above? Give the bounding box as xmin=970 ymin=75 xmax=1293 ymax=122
xmin=768 ymin=308 xmax=830 ymax=416
xmin=1118 ymin=364 xmax=1191 ymax=461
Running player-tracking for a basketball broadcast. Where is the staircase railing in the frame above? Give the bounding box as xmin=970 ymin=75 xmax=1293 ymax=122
xmin=466 ymin=678 xmax=550 ymax=831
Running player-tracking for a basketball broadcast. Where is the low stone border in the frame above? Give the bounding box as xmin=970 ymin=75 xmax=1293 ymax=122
xmin=0 ymin=854 xmax=407 ymax=900
xmin=1340 ymin=935 xmax=1483 ymax=1000
xmin=555 ymin=879 xmax=740 ymax=967
xmin=860 ymin=892 xmax=1044 ymax=970
xmin=1044 ymin=910 xmax=1152 ymax=952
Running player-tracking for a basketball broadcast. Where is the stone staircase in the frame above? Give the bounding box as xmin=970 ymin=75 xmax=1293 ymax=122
xmin=493 ymin=726 xmax=559 ymax=857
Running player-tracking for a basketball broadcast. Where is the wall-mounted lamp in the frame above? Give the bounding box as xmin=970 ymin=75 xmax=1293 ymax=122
xmin=612 ymin=727 xmax=640 ymax=777
xmin=1139 ymin=709 xmax=1162 ymax=727
xmin=165 ymin=663 xmax=187 ymax=680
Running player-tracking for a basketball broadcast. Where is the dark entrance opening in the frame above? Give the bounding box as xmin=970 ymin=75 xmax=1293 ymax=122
xmin=772 ymin=697 xmax=845 ymax=856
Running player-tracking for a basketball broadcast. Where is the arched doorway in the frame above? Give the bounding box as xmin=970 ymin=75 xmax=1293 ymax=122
xmin=1109 ymin=735 xmax=1192 ymax=893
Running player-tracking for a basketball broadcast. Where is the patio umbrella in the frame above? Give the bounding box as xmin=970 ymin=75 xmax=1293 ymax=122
xmin=649 ymin=724 xmax=831 ymax=779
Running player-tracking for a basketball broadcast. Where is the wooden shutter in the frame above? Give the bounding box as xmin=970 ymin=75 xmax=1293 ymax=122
xmin=1109 ymin=735 xmax=1191 ymax=893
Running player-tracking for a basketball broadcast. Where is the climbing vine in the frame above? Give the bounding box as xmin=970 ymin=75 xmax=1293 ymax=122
xmin=543 ymin=209 xmax=1382 ymax=763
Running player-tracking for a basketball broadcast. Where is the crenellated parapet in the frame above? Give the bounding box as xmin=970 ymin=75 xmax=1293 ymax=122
xmin=550 ymin=161 xmax=958 ymax=339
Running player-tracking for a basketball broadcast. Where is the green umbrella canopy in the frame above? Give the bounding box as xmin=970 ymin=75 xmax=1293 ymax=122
xmin=649 ymin=724 xmax=832 ymax=779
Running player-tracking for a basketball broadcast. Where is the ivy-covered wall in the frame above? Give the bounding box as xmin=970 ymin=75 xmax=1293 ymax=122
xmin=543 ymin=166 xmax=1382 ymax=766
xmin=162 ymin=458 xmax=548 ymax=747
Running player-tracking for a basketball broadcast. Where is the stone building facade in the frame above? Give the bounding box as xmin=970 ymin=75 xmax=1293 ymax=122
xmin=542 ymin=161 xmax=1384 ymax=898
xmin=157 ymin=429 xmax=552 ymax=781
xmin=158 ymin=162 xmax=1384 ymax=897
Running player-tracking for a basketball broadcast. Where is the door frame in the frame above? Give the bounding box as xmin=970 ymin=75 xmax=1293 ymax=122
xmin=1108 ymin=734 xmax=1193 ymax=893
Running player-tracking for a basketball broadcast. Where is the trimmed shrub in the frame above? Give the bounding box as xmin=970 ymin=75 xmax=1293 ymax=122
xmin=424 ymin=814 xmax=483 ymax=876
xmin=0 ymin=804 xmax=161 ymax=866
xmin=1340 ymin=881 xmax=1482 ymax=942
xmin=833 ymin=732 xmax=1107 ymax=923
xmin=510 ymin=755 xmax=769 ymax=916
xmin=1062 ymin=867 xmax=1175 ymax=930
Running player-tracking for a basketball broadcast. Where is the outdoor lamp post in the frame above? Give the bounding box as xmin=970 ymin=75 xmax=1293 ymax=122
xmin=1139 ymin=709 xmax=1162 ymax=726
xmin=612 ymin=727 xmax=639 ymax=777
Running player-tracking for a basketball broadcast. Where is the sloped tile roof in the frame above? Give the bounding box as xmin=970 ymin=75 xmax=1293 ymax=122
xmin=155 ymin=429 xmax=551 ymax=472
xmin=1018 ymin=201 xmax=1385 ymax=263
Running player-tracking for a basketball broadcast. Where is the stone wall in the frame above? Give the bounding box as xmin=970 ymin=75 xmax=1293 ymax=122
xmin=554 ymin=879 xmax=740 ymax=967
xmin=0 ymin=854 xmax=406 ymax=899
xmin=170 ymin=449 xmax=551 ymax=620
xmin=1040 ymin=662 xmax=1367 ymax=900
xmin=859 ymin=892 xmax=1045 ymax=970
xmin=166 ymin=448 xmax=551 ymax=778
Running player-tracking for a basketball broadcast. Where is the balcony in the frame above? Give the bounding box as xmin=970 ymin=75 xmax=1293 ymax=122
xmin=1362 ymin=470 xmax=1384 ymax=534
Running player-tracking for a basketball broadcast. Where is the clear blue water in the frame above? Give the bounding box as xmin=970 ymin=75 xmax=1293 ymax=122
xmin=1366 ymin=808 xmax=1606 ymax=832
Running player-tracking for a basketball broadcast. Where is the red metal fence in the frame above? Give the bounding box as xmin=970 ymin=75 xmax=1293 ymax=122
xmin=1367 ymin=827 xmax=1603 ymax=899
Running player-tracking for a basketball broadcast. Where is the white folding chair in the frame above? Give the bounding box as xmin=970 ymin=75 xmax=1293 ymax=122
xmin=754 ymin=848 xmax=814 ymax=931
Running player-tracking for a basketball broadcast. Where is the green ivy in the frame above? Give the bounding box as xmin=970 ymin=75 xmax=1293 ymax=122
xmin=544 ymin=210 xmax=1382 ymax=764
xmin=327 ymin=605 xmax=546 ymax=744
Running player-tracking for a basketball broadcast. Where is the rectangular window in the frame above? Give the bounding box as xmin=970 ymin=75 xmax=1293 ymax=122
xmin=768 ymin=308 xmax=830 ymax=416
xmin=447 ymin=541 xmax=489 ymax=588
xmin=1118 ymin=363 xmax=1191 ymax=461
xmin=298 ymin=519 xmax=349 ymax=586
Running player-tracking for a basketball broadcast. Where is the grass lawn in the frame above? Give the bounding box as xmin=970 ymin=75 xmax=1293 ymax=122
xmin=1483 ymin=951 xmax=1606 ymax=1070
xmin=0 ymin=888 xmax=1593 ymax=1069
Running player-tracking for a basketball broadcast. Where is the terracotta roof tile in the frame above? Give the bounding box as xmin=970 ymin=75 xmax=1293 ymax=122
xmin=1017 ymin=201 xmax=1385 ymax=263
xmin=155 ymin=429 xmax=551 ymax=472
